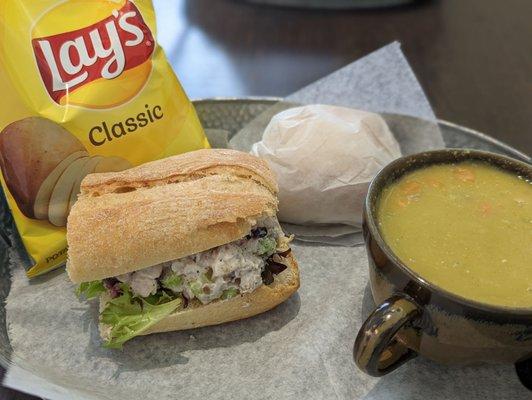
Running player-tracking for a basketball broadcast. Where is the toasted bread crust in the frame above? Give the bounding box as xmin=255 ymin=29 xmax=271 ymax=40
xmin=66 ymin=150 xmax=279 ymax=283
xmin=80 ymin=149 xmax=278 ymax=196
xmin=99 ymin=253 xmax=299 ymax=338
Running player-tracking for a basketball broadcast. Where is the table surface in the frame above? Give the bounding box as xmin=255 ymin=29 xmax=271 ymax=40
xmin=155 ymin=0 xmax=531 ymax=154
xmin=3 ymin=0 xmax=531 ymax=398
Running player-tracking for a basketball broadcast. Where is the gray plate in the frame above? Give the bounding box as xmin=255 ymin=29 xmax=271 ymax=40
xmin=0 ymin=98 xmax=529 ymax=396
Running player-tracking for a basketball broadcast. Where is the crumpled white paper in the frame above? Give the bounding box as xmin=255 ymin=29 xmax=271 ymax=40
xmin=251 ymin=104 xmax=402 ymax=227
xmin=230 ymin=42 xmax=444 ymax=245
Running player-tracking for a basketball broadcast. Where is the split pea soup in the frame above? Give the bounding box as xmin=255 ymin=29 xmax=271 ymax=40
xmin=377 ymin=161 xmax=532 ymax=308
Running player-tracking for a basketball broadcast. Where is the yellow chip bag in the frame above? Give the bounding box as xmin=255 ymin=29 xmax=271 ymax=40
xmin=0 ymin=0 xmax=210 ymax=278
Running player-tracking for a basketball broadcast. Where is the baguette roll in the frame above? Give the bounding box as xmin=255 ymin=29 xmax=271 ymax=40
xmin=66 ymin=149 xmax=299 ymax=344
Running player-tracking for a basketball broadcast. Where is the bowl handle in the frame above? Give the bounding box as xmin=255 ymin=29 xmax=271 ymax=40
xmin=515 ymin=358 xmax=532 ymax=390
xmin=354 ymin=294 xmax=421 ymax=376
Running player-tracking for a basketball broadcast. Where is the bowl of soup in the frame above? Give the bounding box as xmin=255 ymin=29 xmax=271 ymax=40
xmin=353 ymin=149 xmax=532 ymax=385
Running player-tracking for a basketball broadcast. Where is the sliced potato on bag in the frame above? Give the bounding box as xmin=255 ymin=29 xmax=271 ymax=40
xmin=48 ymin=156 xmax=90 ymax=227
xmin=0 ymin=117 xmax=86 ymax=218
xmin=33 ymin=151 xmax=88 ymax=220
xmin=68 ymin=156 xmax=103 ymax=213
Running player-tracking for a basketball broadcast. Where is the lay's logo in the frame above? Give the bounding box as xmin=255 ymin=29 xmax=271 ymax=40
xmin=31 ymin=1 xmax=155 ymax=108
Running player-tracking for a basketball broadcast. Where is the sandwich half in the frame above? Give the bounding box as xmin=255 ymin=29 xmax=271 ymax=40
xmin=66 ymin=149 xmax=299 ymax=348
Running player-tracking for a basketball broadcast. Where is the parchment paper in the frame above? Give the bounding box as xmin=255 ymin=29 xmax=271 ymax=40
xmin=5 ymin=244 xmax=530 ymax=400
xmin=230 ymin=42 xmax=444 ymax=245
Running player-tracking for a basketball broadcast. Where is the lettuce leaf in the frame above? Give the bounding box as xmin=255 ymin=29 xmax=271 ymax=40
xmin=75 ymin=280 xmax=105 ymax=300
xmin=100 ymin=286 xmax=181 ymax=349
xmin=160 ymin=272 xmax=183 ymax=292
xmin=142 ymin=289 xmax=174 ymax=306
xmin=257 ymin=237 xmax=276 ymax=256
xmin=221 ymin=287 xmax=238 ymax=299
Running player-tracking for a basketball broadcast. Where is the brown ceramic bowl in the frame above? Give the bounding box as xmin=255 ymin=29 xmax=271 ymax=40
xmin=353 ymin=149 xmax=532 ymax=387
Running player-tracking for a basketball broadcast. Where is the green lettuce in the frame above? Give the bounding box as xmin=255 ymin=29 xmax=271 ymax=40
xmin=160 ymin=272 xmax=183 ymax=292
xmin=75 ymin=280 xmax=105 ymax=299
xmin=189 ymin=280 xmax=203 ymax=297
xmin=257 ymin=237 xmax=276 ymax=256
xmin=221 ymin=287 xmax=238 ymax=300
xmin=142 ymin=289 xmax=174 ymax=306
xmin=100 ymin=285 xmax=181 ymax=349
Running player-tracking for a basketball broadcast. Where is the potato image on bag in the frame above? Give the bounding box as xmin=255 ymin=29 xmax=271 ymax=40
xmin=0 ymin=117 xmax=86 ymax=219
xmin=68 ymin=156 xmax=102 ymax=213
xmin=0 ymin=117 xmax=131 ymax=227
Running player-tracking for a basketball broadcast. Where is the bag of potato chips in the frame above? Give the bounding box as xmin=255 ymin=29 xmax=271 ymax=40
xmin=0 ymin=0 xmax=209 ymax=277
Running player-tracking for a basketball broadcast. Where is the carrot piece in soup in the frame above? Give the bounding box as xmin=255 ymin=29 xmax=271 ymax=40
xmin=479 ymin=202 xmax=493 ymax=216
xmin=401 ymin=181 xmax=422 ymax=195
xmin=397 ymin=198 xmax=410 ymax=208
xmin=396 ymin=180 xmax=423 ymax=208
xmin=454 ymin=167 xmax=475 ymax=182
xmin=427 ymin=179 xmax=443 ymax=188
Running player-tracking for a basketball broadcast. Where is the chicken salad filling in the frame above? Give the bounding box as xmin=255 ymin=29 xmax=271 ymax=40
xmin=75 ymin=216 xmax=293 ymax=348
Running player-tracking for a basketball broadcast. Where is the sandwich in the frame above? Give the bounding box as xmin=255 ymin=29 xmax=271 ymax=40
xmin=66 ymin=149 xmax=299 ymax=348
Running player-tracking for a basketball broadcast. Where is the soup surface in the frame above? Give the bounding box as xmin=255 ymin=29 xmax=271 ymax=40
xmin=377 ymin=161 xmax=532 ymax=308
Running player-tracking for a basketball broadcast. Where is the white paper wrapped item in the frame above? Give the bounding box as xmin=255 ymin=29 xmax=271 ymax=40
xmin=251 ymin=104 xmax=402 ymax=227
